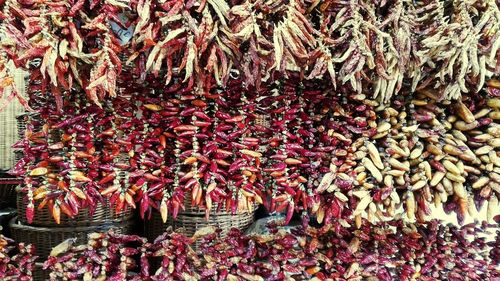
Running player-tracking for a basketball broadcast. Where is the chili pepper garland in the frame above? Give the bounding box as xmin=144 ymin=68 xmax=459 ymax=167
xmin=0 ymin=0 xmax=499 ymax=225
xmin=1 ymin=0 xmax=499 ymax=108
xmin=313 ymin=86 xmax=500 ymax=225
xmin=6 ymin=76 xmax=499 ymax=225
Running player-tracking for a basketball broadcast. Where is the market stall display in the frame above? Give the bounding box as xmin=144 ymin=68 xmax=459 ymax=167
xmin=0 ymin=0 xmax=498 ymax=280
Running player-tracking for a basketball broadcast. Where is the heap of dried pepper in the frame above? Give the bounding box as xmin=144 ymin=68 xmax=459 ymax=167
xmin=42 ymin=220 xmax=499 ymax=280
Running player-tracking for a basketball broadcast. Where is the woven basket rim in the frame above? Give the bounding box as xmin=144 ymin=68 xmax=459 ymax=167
xmin=9 ymin=217 xmax=132 ymax=232
xmin=175 ymin=210 xmax=256 ymax=218
xmin=0 ymin=177 xmax=22 ymax=183
xmin=181 ymin=195 xmax=260 ymax=215
xmin=15 ymin=195 xmax=135 ymax=226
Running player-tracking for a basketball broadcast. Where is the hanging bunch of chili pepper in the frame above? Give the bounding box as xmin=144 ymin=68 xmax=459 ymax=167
xmin=234 ymin=86 xmax=265 ymax=212
xmin=312 ymin=85 xmax=379 ymax=225
xmin=203 ymin=90 xmax=230 ymax=217
xmin=98 ymin=95 xmax=142 ymax=214
xmin=0 ymin=0 xmax=133 ymax=109
xmin=260 ymin=80 xmax=330 ymax=224
xmin=14 ymin=115 xmax=51 ymax=223
xmin=265 ymin=81 xmax=301 ymax=224
xmin=132 ymin=0 xmax=234 ymax=94
xmin=411 ymin=0 xmax=499 ymax=99
xmin=311 ymin=84 xmax=500 ymax=226
xmin=2 ymin=0 xmax=498 ymax=110
xmin=41 ymin=94 xmax=101 ymax=222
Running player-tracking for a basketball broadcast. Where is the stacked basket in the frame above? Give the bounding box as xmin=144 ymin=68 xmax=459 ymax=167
xmin=9 ymin=212 xmax=134 ymax=258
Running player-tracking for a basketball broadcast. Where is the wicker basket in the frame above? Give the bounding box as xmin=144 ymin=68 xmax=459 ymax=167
xmin=0 ymin=177 xmax=21 ymax=208
xmin=182 ymin=196 xmax=231 ymax=215
xmin=17 ymin=194 xmax=134 ymax=227
xmin=182 ymin=196 xmax=259 ymax=216
xmin=144 ymin=209 xmax=255 ymax=250
xmin=0 ymin=69 xmax=26 ymax=171
xmin=9 ymin=217 xmax=133 ymax=258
